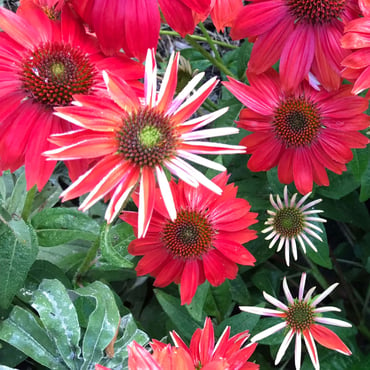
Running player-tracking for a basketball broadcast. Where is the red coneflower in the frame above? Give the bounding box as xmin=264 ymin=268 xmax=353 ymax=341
xmin=231 ymin=0 xmax=359 ymax=91
xmin=45 ymin=50 xmax=245 ymax=237
xmin=121 ymin=172 xmax=257 ymax=305
xmin=223 ymin=69 xmax=369 ymax=195
xmin=0 ymin=5 xmax=143 ymax=190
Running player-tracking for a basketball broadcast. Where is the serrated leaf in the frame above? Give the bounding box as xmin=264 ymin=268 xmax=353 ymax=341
xmin=0 ymin=216 xmax=38 ymax=309
xmin=100 ymin=223 xmax=135 ymax=268
xmin=32 ymin=279 xmax=82 ymax=370
xmin=0 ymin=306 xmax=65 ymax=369
xmin=155 ymin=289 xmax=200 ymax=342
xmin=75 ymin=282 xmax=120 ymax=370
xmin=31 ymin=208 xmax=99 ymax=247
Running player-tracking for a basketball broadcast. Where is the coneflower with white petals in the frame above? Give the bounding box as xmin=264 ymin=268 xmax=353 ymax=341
xmin=262 ymin=186 xmax=326 ymax=266
xmin=240 ymin=273 xmax=352 ymax=370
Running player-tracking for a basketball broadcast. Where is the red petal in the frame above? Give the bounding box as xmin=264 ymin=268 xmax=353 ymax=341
xmin=213 ymin=239 xmax=256 ymax=266
xmin=180 ymin=259 xmax=201 ymax=305
xmin=310 ymin=324 xmax=352 ymax=355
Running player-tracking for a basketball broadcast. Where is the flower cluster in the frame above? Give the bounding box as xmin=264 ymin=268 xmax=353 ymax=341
xmin=0 ymin=0 xmax=364 ymax=369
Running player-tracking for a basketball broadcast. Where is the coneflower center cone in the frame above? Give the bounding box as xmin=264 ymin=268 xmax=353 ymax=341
xmin=117 ymin=107 xmax=179 ymax=167
xmin=287 ymin=0 xmax=346 ymax=24
xmin=273 ymin=97 xmax=321 ymax=147
xmin=162 ymin=210 xmax=213 ymax=258
xmin=273 ymin=208 xmax=305 ymax=238
xmin=286 ymin=301 xmax=315 ymax=331
xmin=21 ymin=42 xmax=95 ymax=107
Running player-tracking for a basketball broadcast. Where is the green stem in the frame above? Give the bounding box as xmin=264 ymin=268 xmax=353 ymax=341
xmin=160 ymin=30 xmax=238 ymax=49
xmin=21 ymin=185 xmax=37 ymax=221
xmin=302 ymin=254 xmax=328 ymax=290
xmin=184 ymin=35 xmax=237 ymax=78
xmin=198 ymin=22 xmax=222 ymax=62
xmin=73 ymin=236 xmax=100 ymax=287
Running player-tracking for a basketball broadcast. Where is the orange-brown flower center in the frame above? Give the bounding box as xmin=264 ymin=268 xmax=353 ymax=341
xmin=286 ymin=300 xmax=314 ymax=331
xmin=287 ymin=0 xmax=346 ymax=24
xmin=21 ymin=42 xmax=96 ymax=107
xmin=162 ymin=209 xmax=213 ymax=259
xmin=117 ymin=106 xmax=179 ymax=167
xmin=273 ymin=97 xmax=322 ymax=148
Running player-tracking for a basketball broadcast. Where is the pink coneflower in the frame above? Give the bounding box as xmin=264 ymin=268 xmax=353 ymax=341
xmin=45 ymin=50 xmax=245 ymax=238
xmin=241 ymin=273 xmax=352 ymax=370
xmin=231 ymin=0 xmax=359 ymax=91
xmin=0 ymin=5 xmax=143 ymax=190
xmin=223 ymin=69 xmax=369 ymax=195
xmin=121 ymin=172 xmax=257 ymax=305
xmin=262 ymin=186 xmax=326 ymax=266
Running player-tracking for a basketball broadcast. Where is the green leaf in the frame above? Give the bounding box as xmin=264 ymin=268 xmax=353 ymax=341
xmin=155 ymin=289 xmax=200 ymax=342
xmin=305 ymin=221 xmax=332 ymax=269
xmin=32 ymin=279 xmax=82 ymax=370
xmin=349 ymin=146 xmax=369 ymax=181
xmin=316 ymin=170 xmax=360 ymax=199
xmin=216 ymin=311 xmax=261 ymax=338
xmin=30 ymin=180 xmax=63 ymax=217
xmin=0 ymin=340 xmax=27 ymax=368
xmin=31 ymin=208 xmax=100 ymax=247
xmin=320 ymin=192 xmax=370 ymax=231
xmin=251 ymin=268 xmax=283 ymax=295
xmin=359 ymin=162 xmax=370 ymax=202
xmin=0 ymin=215 xmax=38 ymax=309
xmin=100 ymin=223 xmax=135 ymax=268
xmin=0 ymin=306 xmax=65 ymax=369
xmin=185 ymin=281 xmax=209 ymax=323
xmin=7 ymin=172 xmax=27 ymax=217
xmin=101 ymin=314 xmax=149 ymax=369
xmin=75 ymin=281 xmax=120 ymax=370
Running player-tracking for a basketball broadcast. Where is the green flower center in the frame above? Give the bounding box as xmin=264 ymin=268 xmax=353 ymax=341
xmin=162 ymin=210 xmax=213 ymax=259
xmin=117 ymin=107 xmax=179 ymax=167
xmin=273 ymin=207 xmax=305 ymax=238
xmin=273 ymin=97 xmax=322 ymax=148
xmin=287 ymin=0 xmax=346 ymax=24
xmin=21 ymin=42 xmax=96 ymax=107
xmin=286 ymin=300 xmax=314 ymax=331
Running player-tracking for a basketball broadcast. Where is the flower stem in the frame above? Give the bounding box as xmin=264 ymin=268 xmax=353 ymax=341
xmin=73 ymin=236 xmax=100 ymax=287
xmin=160 ymin=30 xmax=238 ymax=49
xmin=21 ymin=185 xmax=37 ymax=221
xmin=302 ymin=254 xmax=328 ymax=290
xmin=198 ymin=22 xmax=222 ymax=62
xmin=184 ymin=35 xmax=237 ymax=78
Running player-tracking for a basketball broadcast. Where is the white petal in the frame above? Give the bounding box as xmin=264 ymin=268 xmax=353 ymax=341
xmin=167 ymin=72 xmax=205 ymax=115
xmin=181 ymin=127 xmax=239 ymax=140
xmin=304 ymin=287 xmax=316 ymax=302
xmin=270 ymin=194 xmax=280 ymax=210
xmin=311 ymin=283 xmax=339 ymax=307
xmin=296 ymin=192 xmax=312 ymax=208
xmin=262 ymin=226 xmax=275 ymax=234
xmin=177 ymin=150 xmax=226 ymax=172
xmin=291 ymin=238 xmax=298 ymax=261
xmin=290 ymin=192 xmax=298 ymax=207
xmin=173 ymin=76 xmax=217 ymax=116
xmin=297 ymin=234 xmax=307 ymax=253
xmin=305 ymin=222 xmax=324 ymax=233
xmin=285 ymin=238 xmax=290 ymax=266
xmin=182 ymin=107 xmax=229 ymax=130
xmin=251 ymin=322 xmax=287 ymax=343
xmin=165 ymin=158 xmax=199 ymax=188
xmin=283 ymin=277 xmax=294 ymax=304
xmin=283 ymin=186 xmax=289 ymax=207
xmin=301 ymin=233 xmax=318 ymax=252
xmin=300 ymin=198 xmax=323 ymax=211
xmin=155 ymin=166 xmax=176 ymax=221
xmin=239 ymin=306 xmax=283 ymax=317
xmin=144 ymin=49 xmax=157 ymax=107
xmin=275 ymin=329 xmax=294 ymax=365
xmin=304 ymin=227 xmax=323 ymax=241
xmin=157 ymin=52 xmax=177 ymax=105
xmin=263 ymin=291 xmax=288 ymax=311
xmin=314 ymin=306 xmax=341 ymax=313
xmin=276 ymin=236 xmax=285 ymax=252
xmin=182 ymin=140 xmax=246 ymax=154
xmin=314 ymin=317 xmax=352 ymax=328
xmin=295 ymin=332 xmax=302 ymax=370
xmin=268 ymin=233 xmax=281 ymax=249
xmin=299 ymin=273 xmax=307 ymax=300
xmin=303 ymin=330 xmax=320 ymax=370
xmin=276 ymin=194 xmax=283 ymax=209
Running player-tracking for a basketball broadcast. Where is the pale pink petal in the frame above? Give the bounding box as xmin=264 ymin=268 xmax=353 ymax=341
xmin=263 ymin=291 xmax=288 ymax=311
xmin=275 ymin=329 xmax=294 ymax=365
